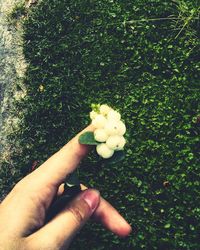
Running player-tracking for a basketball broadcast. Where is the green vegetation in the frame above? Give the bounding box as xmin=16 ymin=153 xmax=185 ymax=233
xmin=6 ymin=1 xmax=27 ymax=25
xmin=1 ymin=0 xmax=200 ymax=249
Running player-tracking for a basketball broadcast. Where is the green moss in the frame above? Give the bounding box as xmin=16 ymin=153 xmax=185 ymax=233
xmin=1 ymin=0 xmax=200 ymax=249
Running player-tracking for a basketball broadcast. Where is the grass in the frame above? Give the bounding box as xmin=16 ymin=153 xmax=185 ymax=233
xmin=1 ymin=0 xmax=200 ymax=249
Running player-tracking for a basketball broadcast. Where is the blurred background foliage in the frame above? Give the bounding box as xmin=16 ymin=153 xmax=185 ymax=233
xmin=1 ymin=0 xmax=200 ymax=249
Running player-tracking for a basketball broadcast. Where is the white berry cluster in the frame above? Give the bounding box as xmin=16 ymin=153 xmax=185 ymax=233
xmin=90 ymin=104 xmax=126 ymax=159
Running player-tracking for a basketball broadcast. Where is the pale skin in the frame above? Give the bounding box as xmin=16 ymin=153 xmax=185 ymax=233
xmin=0 ymin=125 xmax=132 ymax=250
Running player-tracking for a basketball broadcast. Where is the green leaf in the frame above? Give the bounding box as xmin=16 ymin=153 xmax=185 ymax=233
xmin=104 ymin=151 xmax=125 ymax=165
xmin=79 ymin=132 xmax=99 ymax=145
xmin=65 ymin=172 xmax=80 ymax=187
xmin=164 ymin=223 xmax=171 ymax=229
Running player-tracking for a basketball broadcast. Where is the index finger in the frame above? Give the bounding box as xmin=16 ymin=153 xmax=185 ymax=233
xmin=29 ymin=125 xmax=94 ymax=189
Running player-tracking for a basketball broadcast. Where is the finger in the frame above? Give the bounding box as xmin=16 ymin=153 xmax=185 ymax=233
xmin=26 ymin=189 xmax=100 ymax=249
xmin=59 ymin=184 xmax=132 ymax=237
xmin=24 ymin=125 xmax=94 ymax=191
xmin=80 ymin=184 xmax=132 ymax=237
xmin=94 ymin=196 xmax=132 ymax=237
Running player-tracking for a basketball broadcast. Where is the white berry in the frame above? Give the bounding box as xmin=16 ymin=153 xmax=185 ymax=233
xmin=90 ymin=111 xmax=98 ymax=120
xmin=106 ymin=135 xmax=125 ymax=150
xmin=94 ymin=129 xmax=109 ymax=142
xmin=104 ymin=120 xmax=121 ymax=135
xmin=100 ymin=104 xmax=111 ymax=115
xmin=117 ymin=121 xmax=126 ymax=135
xmin=107 ymin=110 xmax=121 ymax=121
xmin=96 ymin=143 xmax=114 ymax=159
xmin=92 ymin=114 xmax=107 ymax=128
xmin=116 ymin=136 xmax=126 ymax=150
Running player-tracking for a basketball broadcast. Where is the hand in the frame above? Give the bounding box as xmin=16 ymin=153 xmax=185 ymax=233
xmin=0 ymin=125 xmax=132 ymax=250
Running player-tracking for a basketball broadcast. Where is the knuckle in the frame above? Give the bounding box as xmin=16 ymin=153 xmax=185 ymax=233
xmin=68 ymin=206 xmax=85 ymax=224
xmin=68 ymin=200 xmax=89 ymax=225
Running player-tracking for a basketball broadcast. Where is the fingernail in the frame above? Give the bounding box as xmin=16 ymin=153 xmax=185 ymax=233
xmin=81 ymin=189 xmax=100 ymax=213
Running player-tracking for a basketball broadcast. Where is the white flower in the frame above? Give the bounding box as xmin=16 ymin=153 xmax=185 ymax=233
xmin=100 ymin=104 xmax=111 ymax=115
xmin=96 ymin=143 xmax=114 ymax=159
xmin=90 ymin=111 xmax=98 ymax=120
xmin=106 ymin=135 xmax=126 ymax=150
xmin=107 ymin=110 xmax=121 ymax=121
xmin=92 ymin=114 xmax=107 ymax=128
xmin=94 ymin=129 xmax=109 ymax=142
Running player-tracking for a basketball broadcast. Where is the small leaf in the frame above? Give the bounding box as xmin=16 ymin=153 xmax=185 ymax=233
xmin=65 ymin=172 xmax=80 ymax=187
xmin=164 ymin=223 xmax=171 ymax=229
xmin=79 ymin=132 xmax=99 ymax=145
xmin=103 ymin=151 xmax=125 ymax=165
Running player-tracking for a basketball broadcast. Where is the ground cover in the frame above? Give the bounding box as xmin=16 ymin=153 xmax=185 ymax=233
xmin=0 ymin=0 xmax=200 ymax=249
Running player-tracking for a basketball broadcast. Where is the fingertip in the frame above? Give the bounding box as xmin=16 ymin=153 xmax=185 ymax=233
xmin=117 ymin=224 xmax=132 ymax=238
xmin=110 ymin=216 xmax=132 ymax=237
xmin=70 ymin=124 xmax=95 ymax=157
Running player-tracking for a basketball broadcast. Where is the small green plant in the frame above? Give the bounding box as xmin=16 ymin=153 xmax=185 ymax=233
xmin=171 ymin=0 xmax=200 ymax=38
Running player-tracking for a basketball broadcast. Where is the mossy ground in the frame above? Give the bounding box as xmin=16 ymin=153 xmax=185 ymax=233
xmin=1 ymin=0 xmax=200 ymax=249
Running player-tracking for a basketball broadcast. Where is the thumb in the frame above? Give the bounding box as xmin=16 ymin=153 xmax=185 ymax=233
xmin=28 ymin=189 xmax=100 ymax=249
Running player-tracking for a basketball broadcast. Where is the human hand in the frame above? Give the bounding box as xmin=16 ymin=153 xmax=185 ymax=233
xmin=0 ymin=125 xmax=132 ymax=250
